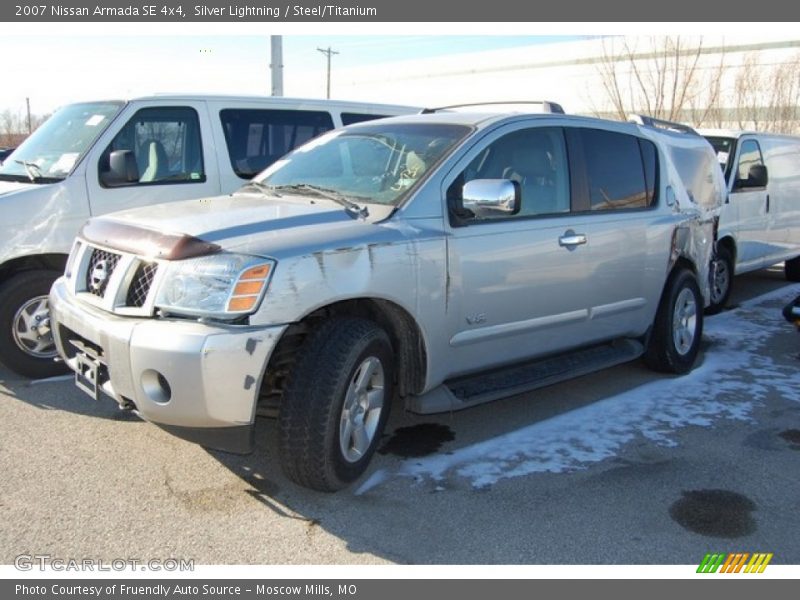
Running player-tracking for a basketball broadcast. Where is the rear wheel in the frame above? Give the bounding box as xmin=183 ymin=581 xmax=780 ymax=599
xmin=278 ymin=317 xmax=394 ymax=492
xmin=644 ymin=268 xmax=703 ymax=374
xmin=0 ymin=270 xmax=68 ymax=379
xmin=706 ymin=245 xmax=733 ymax=315
xmin=786 ymin=255 xmax=800 ymax=282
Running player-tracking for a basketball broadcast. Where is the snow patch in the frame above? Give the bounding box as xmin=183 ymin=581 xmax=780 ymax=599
xmin=359 ymin=285 xmax=800 ymax=493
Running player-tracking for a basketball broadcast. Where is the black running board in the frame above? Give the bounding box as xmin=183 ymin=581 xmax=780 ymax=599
xmin=406 ymin=339 xmax=644 ymax=415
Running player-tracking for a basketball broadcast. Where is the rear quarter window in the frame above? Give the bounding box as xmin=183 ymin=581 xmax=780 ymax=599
xmin=667 ymin=144 xmax=723 ymax=210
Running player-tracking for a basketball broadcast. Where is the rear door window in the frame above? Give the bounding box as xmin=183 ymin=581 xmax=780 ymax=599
xmin=220 ymin=109 xmax=335 ymax=179
xmin=578 ymin=128 xmax=652 ymax=211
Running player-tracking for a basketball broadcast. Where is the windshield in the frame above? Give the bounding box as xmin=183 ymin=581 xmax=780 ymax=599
xmin=703 ymin=136 xmax=736 ymax=180
xmin=253 ymin=122 xmax=471 ymax=206
xmin=0 ymin=101 xmax=123 ymax=183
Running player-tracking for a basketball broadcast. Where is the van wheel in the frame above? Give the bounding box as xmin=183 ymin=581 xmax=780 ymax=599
xmin=0 ymin=270 xmax=68 ymax=379
xmin=786 ymin=256 xmax=800 ymax=282
xmin=706 ymin=246 xmax=733 ymax=315
xmin=644 ymin=269 xmax=703 ymax=374
xmin=278 ymin=317 xmax=394 ymax=492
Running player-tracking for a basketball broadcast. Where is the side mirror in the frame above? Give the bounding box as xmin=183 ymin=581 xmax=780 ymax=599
xmin=101 ymin=150 xmax=139 ymax=187
xmin=462 ymin=179 xmax=520 ymax=219
xmin=735 ymin=164 xmax=768 ymax=190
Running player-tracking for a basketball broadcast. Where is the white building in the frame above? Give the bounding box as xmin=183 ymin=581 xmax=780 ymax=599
xmin=309 ymin=35 xmax=800 ymax=133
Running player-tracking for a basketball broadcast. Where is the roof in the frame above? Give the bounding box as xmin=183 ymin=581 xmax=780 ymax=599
xmin=347 ymin=109 xmax=673 ymax=136
xmin=64 ymin=94 xmax=418 ymax=113
xmin=697 ymin=128 xmax=753 ymax=139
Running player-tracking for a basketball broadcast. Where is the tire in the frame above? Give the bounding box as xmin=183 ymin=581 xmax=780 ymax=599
xmin=278 ymin=317 xmax=394 ymax=492
xmin=644 ymin=268 xmax=704 ymax=374
xmin=0 ymin=270 xmax=68 ymax=379
xmin=786 ymin=255 xmax=800 ymax=282
xmin=706 ymin=245 xmax=734 ymax=315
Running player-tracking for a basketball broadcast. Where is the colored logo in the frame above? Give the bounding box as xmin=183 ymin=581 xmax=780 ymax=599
xmin=697 ymin=552 xmax=773 ymax=573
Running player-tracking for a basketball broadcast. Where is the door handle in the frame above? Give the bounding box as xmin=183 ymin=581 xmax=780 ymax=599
xmin=766 ymin=194 xmax=770 ymax=213
xmin=559 ymin=232 xmax=587 ymax=247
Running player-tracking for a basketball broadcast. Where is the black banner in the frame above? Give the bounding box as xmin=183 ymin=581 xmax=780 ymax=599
xmin=4 ymin=580 xmax=799 ymax=600
xmin=2 ymin=0 xmax=800 ymax=22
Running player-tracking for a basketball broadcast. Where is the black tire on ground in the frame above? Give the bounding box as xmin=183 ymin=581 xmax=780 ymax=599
xmin=278 ymin=317 xmax=394 ymax=492
xmin=785 ymin=255 xmax=800 ymax=282
xmin=0 ymin=270 xmax=68 ymax=379
xmin=644 ymin=268 xmax=704 ymax=375
xmin=706 ymin=245 xmax=734 ymax=315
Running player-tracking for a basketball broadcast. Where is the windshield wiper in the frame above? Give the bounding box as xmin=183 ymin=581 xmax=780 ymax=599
xmin=239 ymin=180 xmax=282 ymax=197
xmin=14 ymin=160 xmax=43 ymax=182
xmin=271 ymin=184 xmax=369 ymax=219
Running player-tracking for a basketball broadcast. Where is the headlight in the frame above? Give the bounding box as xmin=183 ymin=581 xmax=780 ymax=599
xmin=154 ymin=253 xmax=275 ymax=319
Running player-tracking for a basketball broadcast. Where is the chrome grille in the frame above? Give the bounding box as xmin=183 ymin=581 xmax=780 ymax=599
xmin=85 ymin=249 xmax=121 ymax=298
xmin=126 ymin=262 xmax=158 ymax=308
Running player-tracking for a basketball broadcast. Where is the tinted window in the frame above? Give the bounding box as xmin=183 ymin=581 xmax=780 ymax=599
xmin=341 ymin=113 xmax=390 ymax=126
xmin=220 ymin=109 xmax=335 ymax=179
xmin=736 ymin=139 xmax=764 ymax=183
xmin=639 ymin=138 xmax=658 ymax=206
xmin=454 ymin=127 xmax=570 ymax=217
xmin=100 ymin=106 xmax=204 ymax=187
xmin=580 ymin=129 xmax=648 ymax=210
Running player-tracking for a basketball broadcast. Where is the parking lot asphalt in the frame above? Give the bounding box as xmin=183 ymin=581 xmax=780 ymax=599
xmin=1 ymin=267 xmax=799 ymax=565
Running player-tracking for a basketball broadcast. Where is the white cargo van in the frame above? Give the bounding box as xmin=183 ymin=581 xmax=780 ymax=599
xmin=0 ymin=95 xmax=415 ymax=378
xmin=701 ymin=129 xmax=800 ymax=312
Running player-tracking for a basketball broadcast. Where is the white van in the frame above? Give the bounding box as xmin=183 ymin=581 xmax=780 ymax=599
xmin=701 ymin=129 xmax=800 ymax=312
xmin=0 ymin=95 xmax=415 ymax=378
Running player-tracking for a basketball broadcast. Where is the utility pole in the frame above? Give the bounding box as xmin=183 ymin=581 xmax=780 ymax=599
xmin=317 ymin=46 xmax=339 ymax=99
xmin=270 ymin=35 xmax=283 ymax=97
xmin=26 ymin=97 xmax=32 ymax=134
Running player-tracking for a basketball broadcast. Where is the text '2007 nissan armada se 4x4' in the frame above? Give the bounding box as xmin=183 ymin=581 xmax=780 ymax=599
xmin=50 ymin=105 xmax=724 ymax=491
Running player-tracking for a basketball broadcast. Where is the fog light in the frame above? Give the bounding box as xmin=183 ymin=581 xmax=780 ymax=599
xmin=141 ymin=369 xmax=171 ymax=404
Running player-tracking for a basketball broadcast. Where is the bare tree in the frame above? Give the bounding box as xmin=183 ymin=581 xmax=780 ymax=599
xmin=592 ymin=36 xmax=726 ymax=127
xmin=0 ymin=109 xmax=50 ymax=147
xmin=734 ymin=51 xmax=800 ymax=134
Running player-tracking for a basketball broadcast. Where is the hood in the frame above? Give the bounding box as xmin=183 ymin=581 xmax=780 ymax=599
xmin=0 ymin=179 xmax=37 ymax=198
xmin=85 ymin=192 xmax=397 ymax=259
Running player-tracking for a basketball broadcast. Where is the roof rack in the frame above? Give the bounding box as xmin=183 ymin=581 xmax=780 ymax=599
xmin=627 ymin=114 xmax=698 ymax=135
xmin=420 ymin=101 xmax=565 ymax=115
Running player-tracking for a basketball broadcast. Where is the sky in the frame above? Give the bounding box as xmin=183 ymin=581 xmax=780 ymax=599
xmin=0 ymin=34 xmax=588 ymax=117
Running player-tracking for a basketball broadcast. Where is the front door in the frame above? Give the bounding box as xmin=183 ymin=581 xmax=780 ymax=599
xmin=84 ymin=101 xmax=219 ymax=217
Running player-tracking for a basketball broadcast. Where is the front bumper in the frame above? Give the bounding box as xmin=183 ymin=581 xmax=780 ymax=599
xmin=49 ymin=277 xmax=286 ymax=453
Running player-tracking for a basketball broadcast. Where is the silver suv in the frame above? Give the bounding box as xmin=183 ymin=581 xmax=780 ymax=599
xmin=49 ymin=107 xmax=724 ymax=491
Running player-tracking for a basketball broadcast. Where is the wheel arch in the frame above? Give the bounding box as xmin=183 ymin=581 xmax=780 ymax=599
xmin=259 ymin=297 xmax=429 ymax=414
xmin=716 ymin=235 xmax=737 ymax=265
xmin=0 ymin=254 xmax=68 ymax=286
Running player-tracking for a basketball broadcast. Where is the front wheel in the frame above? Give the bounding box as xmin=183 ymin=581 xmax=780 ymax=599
xmin=644 ymin=268 xmax=704 ymax=374
xmin=278 ymin=317 xmax=394 ymax=492
xmin=0 ymin=270 xmax=68 ymax=379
